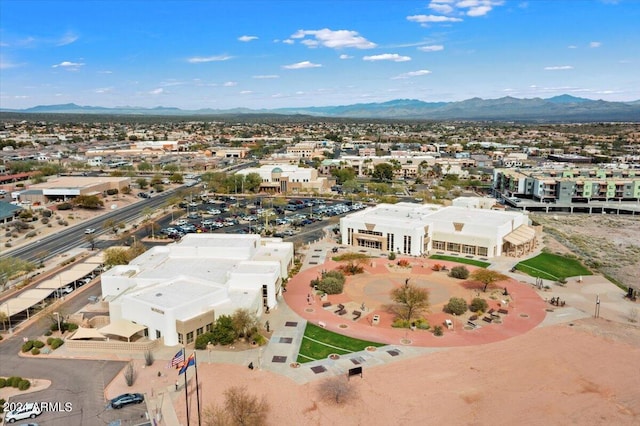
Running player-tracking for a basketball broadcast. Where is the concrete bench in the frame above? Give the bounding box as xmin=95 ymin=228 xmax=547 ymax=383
xmin=498 ymin=309 xmax=509 ymax=315
xmin=322 ymin=302 xmax=332 ymax=308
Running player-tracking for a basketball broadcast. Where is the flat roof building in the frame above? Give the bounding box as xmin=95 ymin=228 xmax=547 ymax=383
xmin=101 ymin=234 xmax=293 ymax=347
xmin=340 ymin=202 xmax=536 ymax=258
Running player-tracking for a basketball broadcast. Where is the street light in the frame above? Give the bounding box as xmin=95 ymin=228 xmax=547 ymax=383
xmin=53 ymin=312 xmax=62 ymax=334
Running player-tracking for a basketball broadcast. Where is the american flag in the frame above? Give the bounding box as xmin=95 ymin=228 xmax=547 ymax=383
xmin=170 ymin=348 xmax=185 ymax=368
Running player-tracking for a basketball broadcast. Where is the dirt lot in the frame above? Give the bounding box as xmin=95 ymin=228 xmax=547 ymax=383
xmin=531 ymin=213 xmax=640 ymax=289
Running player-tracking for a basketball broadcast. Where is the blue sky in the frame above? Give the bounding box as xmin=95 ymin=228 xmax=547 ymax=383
xmin=1 ymin=0 xmax=639 ymax=109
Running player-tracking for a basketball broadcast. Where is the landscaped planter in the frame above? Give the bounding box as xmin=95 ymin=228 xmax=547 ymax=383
xmin=328 ymin=354 xmax=340 ymax=360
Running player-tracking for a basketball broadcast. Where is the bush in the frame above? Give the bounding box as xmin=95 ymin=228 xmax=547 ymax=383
xmin=42 ymin=209 xmax=53 ymax=217
xmin=31 ymin=348 xmax=41 ymax=355
xmin=433 ymin=325 xmax=444 ymax=336
xmin=144 ymin=350 xmax=154 ymax=366
xmin=388 ymin=252 xmax=396 ymax=260
xmin=44 ymin=330 xmax=52 ymax=337
xmin=449 ymin=266 xmax=470 ymax=279
xmin=50 ymin=338 xmax=64 ymax=350
xmin=432 ymin=263 xmax=443 ymax=271
xmin=8 ymin=376 xmax=22 ymax=387
xmin=317 ymin=276 xmax=344 ymax=295
xmin=0 ymin=378 xmax=6 ymax=388
xmin=0 ymin=398 xmax=5 ymax=413
xmin=21 ymin=341 xmax=34 ymax=352
xmin=18 ymin=380 xmax=31 ymax=390
xmin=41 ymin=217 xmax=50 ymax=224
xmin=57 ymin=202 xmax=73 ymax=210
xmin=106 ymin=188 xmax=119 ymax=195
xmin=195 ymin=332 xmax=216 ymax=350
xmin=25 ymin=231 xmax=37 ymax=238
xmin=251 ymin=332 xmax=267 ymax=346
xmin=47 ymin=337 xmax=54 ymax=345
xmin=469 ymin=298 xmax=489 ymax=313
xmin=445 ymin=297 xmax=468 ymax=315
xmin=33 ymin=340 xmax=45 ymax=349
xmin=391 ymin=318 xmax=411 ymax=328
xmin=397 ymin=259 xmax=410 ymax=267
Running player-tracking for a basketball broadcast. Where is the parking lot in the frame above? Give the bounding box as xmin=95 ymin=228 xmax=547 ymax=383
xmin=159 ymin=196 xmax=365 ymax=241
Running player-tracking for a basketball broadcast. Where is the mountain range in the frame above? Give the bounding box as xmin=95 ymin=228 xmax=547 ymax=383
xmin=2 ymin=95 xmax=639 ymax=122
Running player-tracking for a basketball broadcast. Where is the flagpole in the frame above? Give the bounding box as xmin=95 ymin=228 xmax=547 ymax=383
xmin=183 ymin=347 xmax=190 ymax=426
xmin=194 ymin=352 xmax=202 ymax=426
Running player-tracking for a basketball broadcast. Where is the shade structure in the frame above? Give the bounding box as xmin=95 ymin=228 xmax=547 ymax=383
xmin=68 ymin=327 xmax=107 ymax=340
xmin=99 ymin=319 xmax=147 ymax=342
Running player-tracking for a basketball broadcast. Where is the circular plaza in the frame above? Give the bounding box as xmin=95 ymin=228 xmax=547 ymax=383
xmin=284 ymin=255 xmax=547 ymax=347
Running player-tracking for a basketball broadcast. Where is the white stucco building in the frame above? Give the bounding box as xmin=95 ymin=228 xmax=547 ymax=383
xmin=101 ymin=234 xmax=293 ymax=347
xmin=340 ymin=202 xmax=536 ymax=258
xmin=236 ymin=164 xmax=331 ymax=193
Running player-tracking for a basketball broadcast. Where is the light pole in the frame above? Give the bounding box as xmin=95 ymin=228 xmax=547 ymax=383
xmin=54 ymin=312 xmax=62 ymax=334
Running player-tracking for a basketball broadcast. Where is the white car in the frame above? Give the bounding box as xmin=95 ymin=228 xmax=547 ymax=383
xmin=84 ymin=228 xmax=96 ymax=234
xmin=4 ymin=402 xmax=42 ymax=423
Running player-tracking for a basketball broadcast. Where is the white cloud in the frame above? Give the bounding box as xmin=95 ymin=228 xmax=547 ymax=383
xmin=339 ymin=54 xmax=353 ymax=59
xmin=363 ymin=53 xmax=411 ymax=62
xmin=252 ymin=74 xmax=279 ymax=79
xmin=567 ymin=45 xmax=578 ymax=49
xmin=407 ymin=14 xmax=463 ymax=23
xmin=51 ymin=61 xmax=85 ymax=70
xmin=0 ymin=57 xmax=22 ymax=69
xmin=238 ymin=35 xmax=258 ymax=42
xmin=98 ymin=70 xmax=113 ymax=74
xmin=544 ymin=65 xmax=574 ymax=70
xmin=187 ymin=55 xmax=232 ymax=63
xmin=418 ymin=45 xmax=444 ymax=52
xmin=392 ymin=69 xmax=432 ymax=79
xmin=57 ymin=32 xmax=79 ymax=46
xmin=149 ymin=88 xmax=164 ymax=95
xmin=282 ymin=39 xmax=295 ymax=45
xmin=429 ymin=2 xmax=454 ymax=14
xmin=282 ymin=61 xmax=322 ymax=69
xmin=95 ymin=87 xmax=113 ymax=94
xmin=290 ymin=28 xmax=376 ymax=49
xmin=589 ymin=41 xmax=602 ymax=48
xmin=223 ymin=81 xmax=237 ymax=87
xmin=240 ymin=90 xmax=253 ymax=94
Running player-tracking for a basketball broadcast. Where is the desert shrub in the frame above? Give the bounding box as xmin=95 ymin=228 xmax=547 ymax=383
xmin=18 ymin=380 xmax=31 ymax=391
xmin=25 ymin=231 xmax=37 ymax=238
xmin=469 ymin=298 xmax=489 ymax=313
xmin=66 ymin=323 xmax=79 ymax=332
xmin=21 ymin=341 xmax=34 ymax=352
xmin=0 ymin=378 xmax=6 ymax=388
xmin=123 ymin=362 xmax=137 ymax=387
xmin=8 ymin=376 xmax=22 ymax=387
xmin=251 ymin=332 xmax=267 ymax=346
xmin=31 ymin=348 xmax=41 ymax=355
xmin=433 ymin=325 xmax=444 ymax=336
xmin=388 ymin=251 xmax=396 ymax=260
xmin=41 ymin=217 xmax=50 ymax=224
xmin=0 ymin=398 xmax=5 ymax=413
xmin=47 ymin=337 xmax=54 ymax=345
xmin=144 ymin=350 xmax=154 ymax=366
xmin=4 ymin=242 xmax=11 ymax=248
xmin=414 ymin=318 xmax=430 ymax=330
xmin=317 ymin=276 xmax=344 ymax=295
xmin=44 ymin=330 xmax=52 ymax=336
xmin=42 ymin=209 xmax=53 ymax=217
xmin=50 ymin=338 xmax=64 ymax=350
xmin=337 ymin=261 xmax=364 ymax=275
xmin=449 ymin=266 xmax=470 ymax=279
xmin=195 ymin=332 xmax=215 ymax=350
xmin=33 ymin=340 xmax=45 ymax=348
xmin=391 ymin=318 xmax=411 ymax=328
xmin=106 ymin=188 xmax=119 ymax=195
xmin=445 ymin=297 xmax=468 ymax=315
xmin=397 ymin=259 xmax=410 ymax=267
xmin=57 ymin=202 xmax=73 ymax=210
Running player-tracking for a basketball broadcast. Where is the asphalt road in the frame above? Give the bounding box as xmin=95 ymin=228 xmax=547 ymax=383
xmin=0 ymin=280 xmax=149 ymax=425
xmin=1 ymin=190 xmax=178 ymax=264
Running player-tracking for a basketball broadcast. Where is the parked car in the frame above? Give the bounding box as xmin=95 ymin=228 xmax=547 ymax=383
xmin=110 ymin=393 xmax=144 ymax=409
xmin=137 ymin=192 xmax=150 ymax=198
xmin=84 ymin=228 xmax=96 ymax=234
xmin=4 ymin=402 xmax=42 ymax=422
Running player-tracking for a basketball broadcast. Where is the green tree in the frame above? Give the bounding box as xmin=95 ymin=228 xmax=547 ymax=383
xmin=103 ymin=248 xmax=130 ymax=267
xmin=136 ymin=178 xmax=149 ymax=189
xmin=0 ymin=257 xmax=35 ymax=290
xmin=243 ymin=173 xmax=262 ymax=193
xmin=169 ymin=173 xmax=184 ymax=184
xmin=445 ymin=297 xmax=467 ymax=315
xmin=137 ymin=162 xmax=153 ymax=172
xmin=212 ymin=315 xmax=236 ymax=345
xmin=331 ymin=168 xmax=356 ymax=185
xmin=231 ymin=308 xmax=258 ymax=339
xmin=73 ymin=195 xmax=104 ymax=209
xmin=389 ymin=281 xmax=430 ymax=321
xmin=470 ymin=269 xmax=509 ymax=292
xmin=372 ymin=163 xmax=394 ymax=182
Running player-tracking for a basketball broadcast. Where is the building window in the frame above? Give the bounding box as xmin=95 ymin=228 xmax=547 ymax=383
xmin=196 ymin=327 xmax=204 ymax=336
xmin=186 ymin=332 xmax=194 ymax=344
xmin=155 ymin=330 xmax=161 ymax=339
xmin=403 ymin=235 xmax=412 ymax=254
xmin=386 ymin=233 xmax=394 ymax=252
xmin=463 ymin=245 xmax=476 ymax=255
xmin=178 ymin=333 xmax=184 ymax=344
xmin=477 ymin=247 xmax=488 ymax=257
xmin=358 ymin=229 xmax=382 ymax=236
xmin=447 ymin=242 xmax=460 ymax=252
xmin=206 ymin=323 xmax=213 ymax=332
xmin=347 ymin=228 xmax=353 ymax=245
xmin=433 ymin=240 xmax=446 ymax=250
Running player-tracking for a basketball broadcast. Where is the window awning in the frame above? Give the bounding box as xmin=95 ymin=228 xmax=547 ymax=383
xmin=504 ymin=225 xmax=536 ymax=246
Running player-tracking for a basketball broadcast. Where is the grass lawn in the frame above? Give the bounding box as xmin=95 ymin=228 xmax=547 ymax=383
xmin=297 ymin=323 xmax=385 ymax=363
xmin=429 ymin=255 xmax=490 ymax=268
xmin=516 ymin=252 xmax=592 ymax=280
